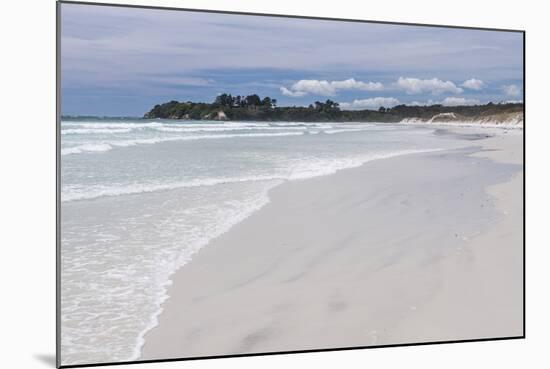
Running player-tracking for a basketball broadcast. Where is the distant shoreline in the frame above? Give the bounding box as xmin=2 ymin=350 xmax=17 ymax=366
xmin=61 ymin=104 xmax=524 ymax=128
xmin=141 ymin=96 xmax=523 ymax=124
xmin=61 ymin=100 xmax=524 ymax=126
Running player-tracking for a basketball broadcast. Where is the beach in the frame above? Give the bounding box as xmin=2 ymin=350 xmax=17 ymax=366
xmin=62 ymin=120 xmax=470 ymax=365
xmin=139 ymin=126 xmax=523 ymax=360
xmin=56 ymin=5 xmax=527 ymax=366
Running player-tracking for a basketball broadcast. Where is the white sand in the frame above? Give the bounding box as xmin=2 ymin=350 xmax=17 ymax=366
xmin=386 ymin=129 xmax=523 ymax=343
xmin=140 ymin=128 xmax=523 ymax=360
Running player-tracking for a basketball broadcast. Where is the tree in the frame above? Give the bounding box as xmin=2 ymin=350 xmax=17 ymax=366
xmin=214 ymin=93 xmax=234 ymax=107
xmin=324 ymin=99 xmax=340 ymax=111
xmin=261 ymin=96 xmax=272 ymax=108
xmin=245 ymin=94 xmax=262 ymax=107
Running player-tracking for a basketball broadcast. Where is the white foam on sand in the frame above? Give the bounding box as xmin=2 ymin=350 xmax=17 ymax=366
xmin=61 ymin=143 xmax=114 ymax=155
xmin=62 ymin=175 xmax=280 ymax=202
xmin=62 ymin=149 xmax=442 ymax=202
xmin=286 ymin=149 xmax=442 ymax=180
xmin=127 ymin=181 xmax=280 ymax=361
xmin=61 ymin=180 xmax=281 ymax=365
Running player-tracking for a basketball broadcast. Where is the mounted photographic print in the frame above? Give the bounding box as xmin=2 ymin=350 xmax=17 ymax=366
xmin=57 ymin=1 xmax=525 ymax=367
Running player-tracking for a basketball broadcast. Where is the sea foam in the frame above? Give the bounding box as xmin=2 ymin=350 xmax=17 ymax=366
xmin=61 ymin=131 xmax=306 ymax=156
xmin=62 ymin=148 xmax=441 ymax=202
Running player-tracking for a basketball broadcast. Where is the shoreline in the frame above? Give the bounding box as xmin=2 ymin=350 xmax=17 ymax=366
xmin=126 ymin=147 xmax=445 ymax=361
xmin=139 ymin=127 xmax=523 ymax=360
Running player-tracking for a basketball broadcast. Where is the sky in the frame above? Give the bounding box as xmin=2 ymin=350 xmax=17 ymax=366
xmin=60 ymin=3 xmax=524 ymax=116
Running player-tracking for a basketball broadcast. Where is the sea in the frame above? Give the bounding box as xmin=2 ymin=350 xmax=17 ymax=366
xmin=60 ymin=119 xmax=459 ymax=365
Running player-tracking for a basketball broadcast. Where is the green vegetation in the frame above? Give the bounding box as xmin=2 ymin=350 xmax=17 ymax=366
xmin=144 ymin=94 xmax=523 ymax=122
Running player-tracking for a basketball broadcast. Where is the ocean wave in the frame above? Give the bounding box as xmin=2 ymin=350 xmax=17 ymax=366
xmin=61 ymin=128 xmax=134 ymax=135
xmin=62 ymin=148 xmax=441 ymax=202
xmin=61 ymin=131 xmax=305 ymax=156
xmin=60 ymin=124 xmax=397 ymax=136
xmin=61 ymin=121 xmax=332 ymax=130
xmin=153 ymin=126 xmax=307 ymax=133
xmin=323 ymin=128 xmax=376 ymax=134
xmin=61 ymin=122 xmax=165 ymax=129
xmin=60 ymin=121 xmax=410 ymax=138
xmin=287 ymin=149 xmax=441 ymax=179
xmin=61 ymin=143 xmax=113 ymax=155
xmin=62 ymin=175 xmax=279 ymax=202
xmin=61 ymin=123 xmax=410 ymax=155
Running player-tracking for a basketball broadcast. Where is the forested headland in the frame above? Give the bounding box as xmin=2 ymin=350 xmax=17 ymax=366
xmin=144 ymin=93 xmax=523 ymax=123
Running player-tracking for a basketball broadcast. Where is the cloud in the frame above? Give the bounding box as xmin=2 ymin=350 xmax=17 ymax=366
xmin=60 ymin=3 xmax=524 ymax=116
xmin=290 ymin=80 xmax=336 ymax=96
xmin=280 ymin=86 xmax=306 ymax=97
xmin=396 ymin=77 xmax=463 ymax=95
xmin=280 ymin=78 xmax=383 ymax=97
xmin=339 ymin=97 xmax=400 ymax=110
xmin=502 ymin=84 xmax=521 ymax=97
xmin=330 ymin=78 xmax=383 ymax=91
xmin=461 ymin=78 xmax=484 ymax=90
